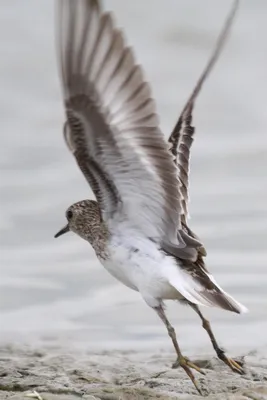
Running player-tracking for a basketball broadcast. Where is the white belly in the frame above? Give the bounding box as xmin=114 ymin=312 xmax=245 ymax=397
xmin=99 ymin=234 xmax=182 ymax=301
xmin=97 ymin=228 xmax=248 ymax=313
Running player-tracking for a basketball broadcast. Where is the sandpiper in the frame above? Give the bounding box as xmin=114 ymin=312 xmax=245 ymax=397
xmin=54 ymin=0 xmax=247 ymax=394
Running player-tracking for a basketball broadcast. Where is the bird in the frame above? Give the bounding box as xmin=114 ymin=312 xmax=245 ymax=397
xmin=54 ymin=0 xmax=247 ymax=394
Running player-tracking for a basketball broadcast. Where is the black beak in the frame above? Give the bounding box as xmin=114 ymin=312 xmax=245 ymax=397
xmin=54 ymin=224 xmax=70 ymax=238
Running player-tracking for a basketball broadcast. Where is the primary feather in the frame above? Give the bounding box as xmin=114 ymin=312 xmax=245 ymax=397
xmin=168 ymin=0 xmax=239 ymax=224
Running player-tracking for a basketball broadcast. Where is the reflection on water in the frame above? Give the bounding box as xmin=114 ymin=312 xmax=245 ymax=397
xmin=0 ymin=0 xmax=267 ymax=353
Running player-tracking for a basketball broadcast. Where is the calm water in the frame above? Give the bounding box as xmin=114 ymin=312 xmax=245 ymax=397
xmin=0 ymin=0 xmax=267 ymax=354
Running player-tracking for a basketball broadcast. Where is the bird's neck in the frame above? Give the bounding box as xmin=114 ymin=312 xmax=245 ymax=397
xmin=90 ymin=221 xmax=110 ymax=260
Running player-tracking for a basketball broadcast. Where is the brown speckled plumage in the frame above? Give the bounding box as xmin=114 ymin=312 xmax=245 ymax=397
xmin=66 ymin=200 xmax=110 ymax=259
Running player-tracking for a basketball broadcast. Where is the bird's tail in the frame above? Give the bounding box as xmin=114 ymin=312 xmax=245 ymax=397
xmin=203 ymin=273 xmax=248 ymax=314
xmin=168 ymin=262 xmax=248 ymax=314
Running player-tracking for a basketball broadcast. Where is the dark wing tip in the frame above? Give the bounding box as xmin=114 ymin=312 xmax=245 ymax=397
xmin=84 ymin=0 xmax=102 ymax=13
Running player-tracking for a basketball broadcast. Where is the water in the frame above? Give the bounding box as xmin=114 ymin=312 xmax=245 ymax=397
xmin=0 ymin=0 xmax=267 ymax=354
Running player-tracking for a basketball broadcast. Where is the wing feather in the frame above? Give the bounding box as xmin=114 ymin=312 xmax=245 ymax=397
xmin=168 ymin=0 xmax=239 ymax=223
xmin=56 ymin=0 xmax=192 ymax=251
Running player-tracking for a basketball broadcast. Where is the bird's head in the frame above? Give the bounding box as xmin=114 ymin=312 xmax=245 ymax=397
xmin=54 ymin=199 xmax=102 ymax=243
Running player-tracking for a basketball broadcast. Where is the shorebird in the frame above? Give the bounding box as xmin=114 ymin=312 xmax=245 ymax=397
xmin=54 ymin=0 xmax=247 ymax=394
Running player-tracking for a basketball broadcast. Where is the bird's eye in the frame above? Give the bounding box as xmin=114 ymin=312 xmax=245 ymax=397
xmin=66 ymin=210 xmax=73 ymax=221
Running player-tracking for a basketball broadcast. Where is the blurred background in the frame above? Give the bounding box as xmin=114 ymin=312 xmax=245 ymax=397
xmin=0 ymin=0 xmax=266 ymax=354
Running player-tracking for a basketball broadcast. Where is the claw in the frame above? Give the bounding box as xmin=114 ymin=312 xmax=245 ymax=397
xmin=185 ymin=357 xmax=206 ymax=375
xmin=216 ymin=348 xmax=245 ymax=375
xmin=173 ymin=355 xmax=207 ymax=396
xmin=223 ymin=357 xmax=245 ymax=375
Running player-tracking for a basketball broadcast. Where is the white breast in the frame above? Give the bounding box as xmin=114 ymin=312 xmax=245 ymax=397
xmin=99 ymin=231 xmax=182 ymax=301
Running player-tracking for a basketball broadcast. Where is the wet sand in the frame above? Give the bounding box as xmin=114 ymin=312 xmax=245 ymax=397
xmin=1 ymin=346 xmax=267 ymax=399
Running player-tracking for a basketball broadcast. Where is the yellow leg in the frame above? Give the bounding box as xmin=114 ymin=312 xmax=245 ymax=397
xmin=154 ymin=304 xmax=206 ymax=395
xmin=190 ymin=304 xmax=244 ymax=375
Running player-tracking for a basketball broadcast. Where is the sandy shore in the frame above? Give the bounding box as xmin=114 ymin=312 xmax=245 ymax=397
xmin=0 ymin=346 xmax=267 ymax=400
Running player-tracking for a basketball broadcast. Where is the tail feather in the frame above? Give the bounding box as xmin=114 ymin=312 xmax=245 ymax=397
xmin=205 ymin=273 xmax=248 ymax=314
xmin=168 ymin=263 xmax=248 ymax=314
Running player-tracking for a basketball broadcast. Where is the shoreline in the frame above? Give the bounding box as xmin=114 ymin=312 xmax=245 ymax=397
xmin=0 ymin=346 xmax=267 ymax=399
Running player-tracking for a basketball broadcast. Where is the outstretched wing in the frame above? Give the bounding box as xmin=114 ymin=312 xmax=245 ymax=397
xmin=168 ymin=0 xmax=239 ymax=224
xmin=56 ymin=0 xmax=189 ymax=251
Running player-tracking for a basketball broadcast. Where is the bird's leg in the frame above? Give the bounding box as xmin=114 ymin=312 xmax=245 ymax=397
xmin=154 ymin=304 xmax=205 ymax=395
xmin=190 ymin=303 xmax=244 ymax=374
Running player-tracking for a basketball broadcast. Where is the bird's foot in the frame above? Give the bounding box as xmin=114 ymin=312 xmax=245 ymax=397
xmin=172 ymin=355 xmax=206 ymax=396
xmin=217 ymin=349 xmax=245 ymax=375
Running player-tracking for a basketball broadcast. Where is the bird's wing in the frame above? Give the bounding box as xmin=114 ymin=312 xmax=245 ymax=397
xmin=56 ymin=0 xmax=190 ymax=251
xmin=168 ymin=0 xmax=239 ymax=224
